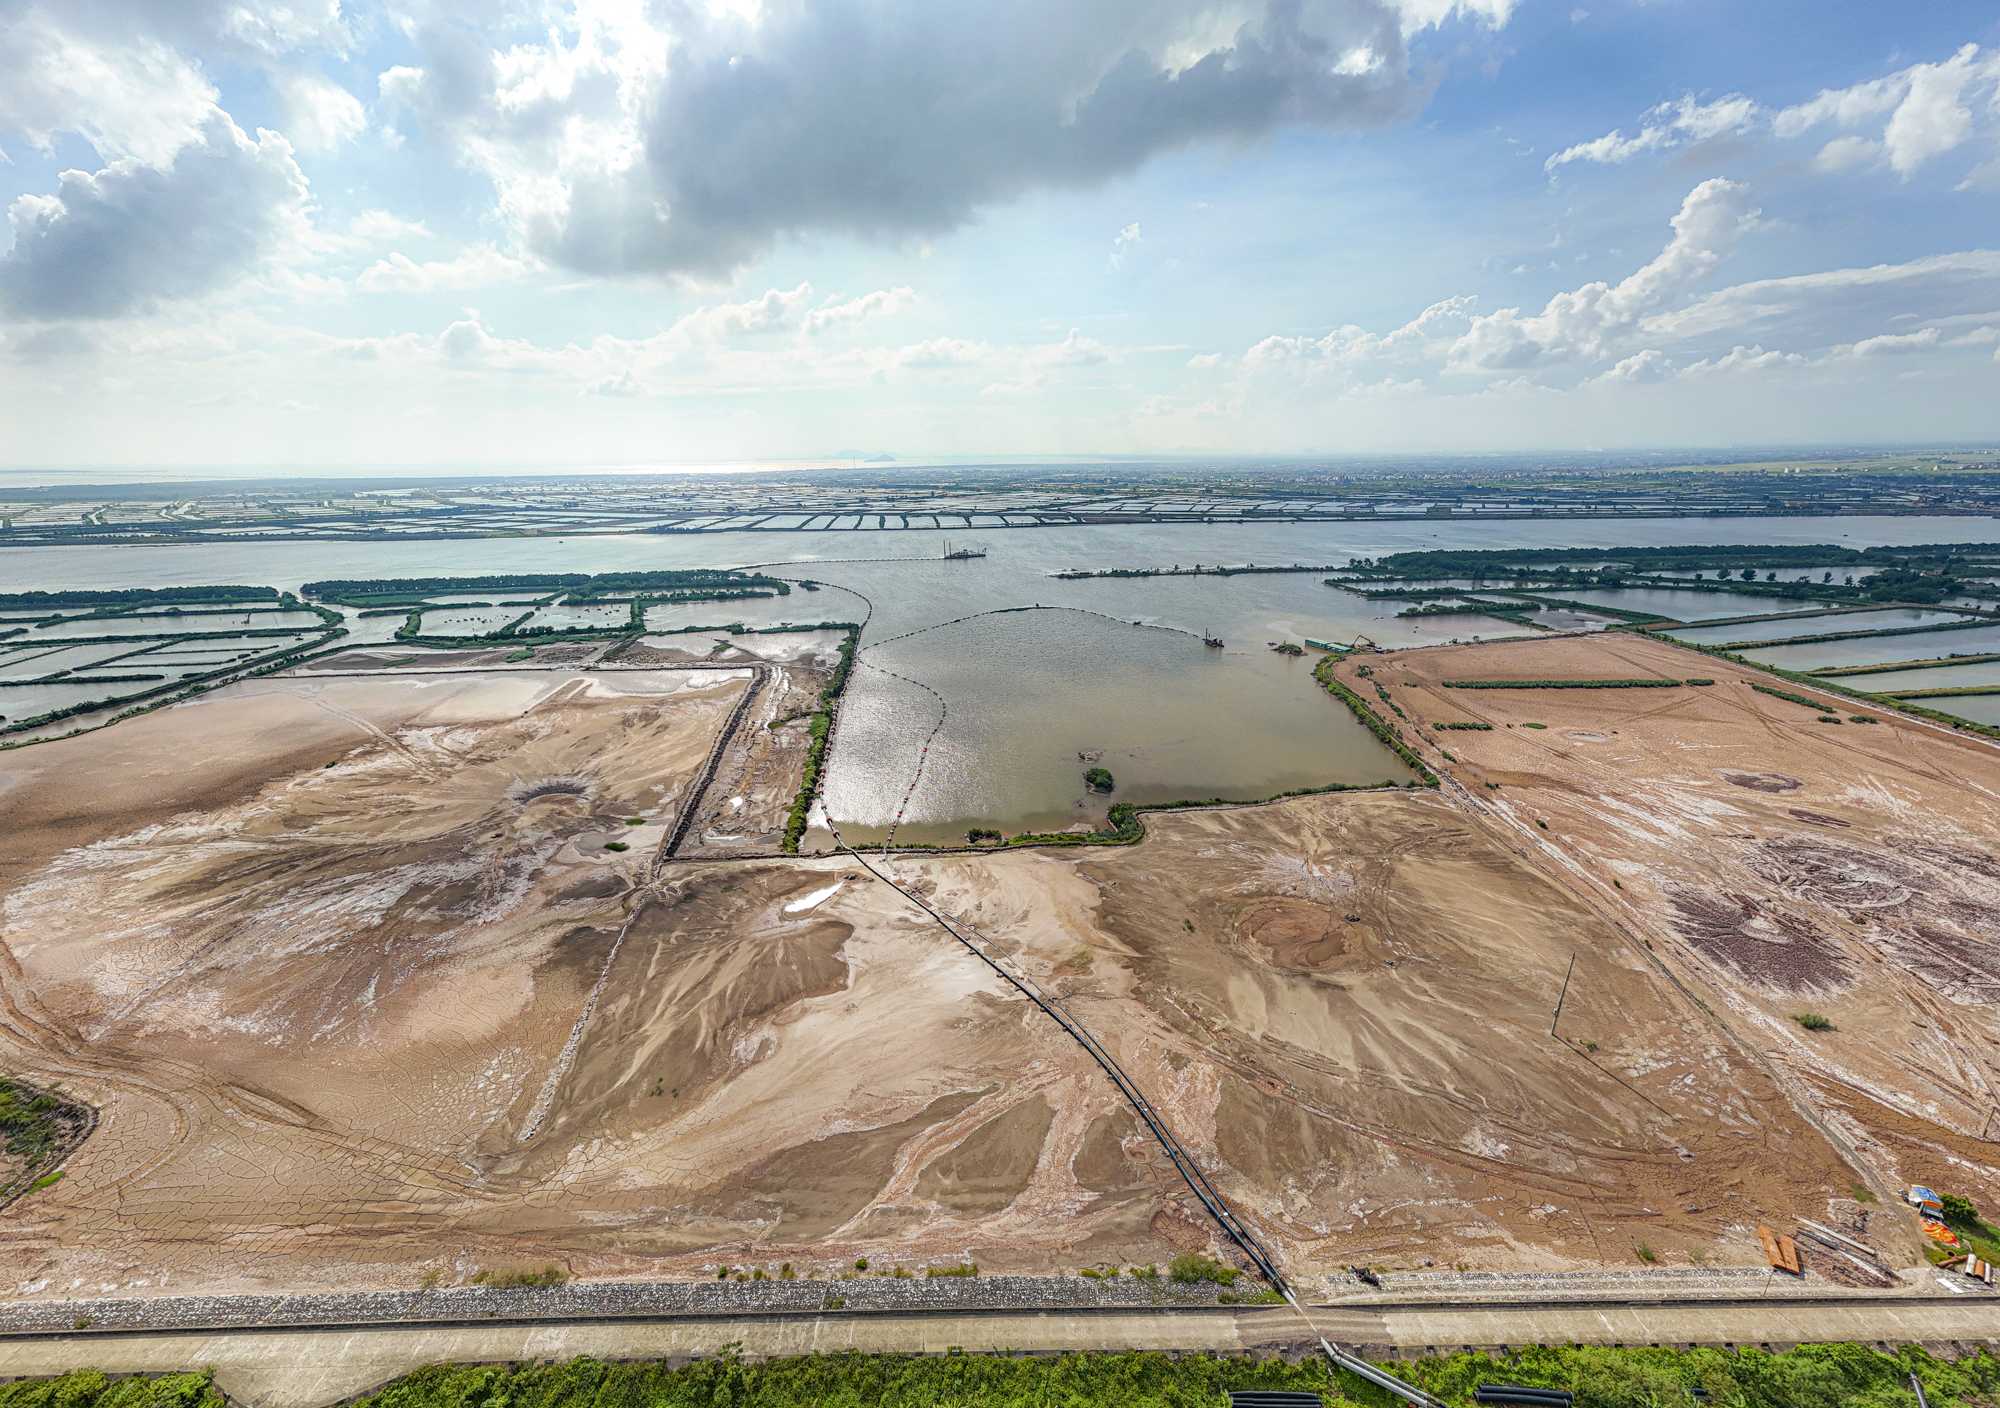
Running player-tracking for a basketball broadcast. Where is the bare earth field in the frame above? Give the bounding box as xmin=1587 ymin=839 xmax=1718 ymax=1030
xmin=1324 ymin=633 xmax=2000 ymax=1253
xmin=0 ymin=631 xmax=1990 ymax=1303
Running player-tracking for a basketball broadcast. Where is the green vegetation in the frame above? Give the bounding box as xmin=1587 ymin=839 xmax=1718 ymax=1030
xmin=1313 ymin=658 xmax=1435 ymax=786
xmin=1272 ymin=641 xmax=1305 ymax=654
xmin=303 ymin=571 xmax=788 ymax=606
xmin=925 ymin=1263 xmax=978 ymax=1277
xmin=469 ymin=1265 xmax=569 ymax=1288
xmin=115 ymin=1342 xmax=1933 ymax=1408
xmin=624 ymin=817 xmax=647 ymax=825
xmin=1442 ymin=678 xmax=1683 ymax=689
xmin=1669 ymin=636 xmax=2000 ymax=747
xmin=603 ymin=842 xmax=629 ymax=853
xmin=0 ymin=586 xmax=276 ymax=612
xmin=782 ymin=628 xmax=861 ymax=853
xmin=1166 ymin=1253 xmax=1239 ymax=1285
xmin=0 ymin=1369 xmax=225 ymax=1408
xmin=505 ymin=648 xmax=534 ymax=661
xmin=1686 ymin=678 xmax=1716 ymax=685
xmin=1795 ymin=1013 xmax=1834 ymax=1031
xmin=1353 ymin=543 xmax=1997 ymax=608
xmin=965 ymin=828 xmax=1003 ymax=844
xmin=1083 ymin=766 xmax=1115 ymax=792
xmin=1432 ymin=722 xmax=1493 ymax=730
xmin=1752 ymin=683 xmax=1830 ymax=709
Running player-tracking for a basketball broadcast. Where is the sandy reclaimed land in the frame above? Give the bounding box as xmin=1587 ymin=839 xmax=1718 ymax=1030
xmin=0 ymin=667 xmax=748 ymax=1294
xmin=0 ymin=629 xmax=1983 ymax=1302
xmin=1324 ymin=632 xmax=2000 ymax=1261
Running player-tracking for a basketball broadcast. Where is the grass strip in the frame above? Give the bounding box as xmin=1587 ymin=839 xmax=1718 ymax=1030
xmin=1814 ymin=650 xmax=2000 ymax=677
xmin=1315 ymin=658 xmax=1435 ymax=785
xmin=1664 ymin=638 xmax=2000 ymax=743
xmin=1751 ymin=683 xmax=1828 ymax=709
xmin=781 ymin=627 xmax=859 ymax=853
xmin=1433 ymin=721 xmax=1493 ymax=730
xmin=1441 ymin=678 xmax=1682 ymax=689
xmin=32 ymin=1341 xmax=1968 ymax=1408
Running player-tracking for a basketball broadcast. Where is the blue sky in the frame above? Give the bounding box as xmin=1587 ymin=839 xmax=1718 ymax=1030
xmin=2 ymin=0 xmax=1998 ymax=465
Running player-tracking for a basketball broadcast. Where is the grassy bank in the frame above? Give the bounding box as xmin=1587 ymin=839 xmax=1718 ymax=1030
xmin=2 ymin=1342 xmax=1978 ymax=1408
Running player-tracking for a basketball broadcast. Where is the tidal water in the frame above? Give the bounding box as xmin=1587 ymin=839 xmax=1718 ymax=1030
xmin=5 ymin=514 xmax=1998 ymax=837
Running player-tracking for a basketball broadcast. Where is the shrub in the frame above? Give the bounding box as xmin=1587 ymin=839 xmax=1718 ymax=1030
xmin=1441 ymin=678 xmax=1682 ymax=689
xmin=1795 ymin=1013 xmax=1833 ymax=1031
xmin=1083 ymin=767 xmax=1115 ymax=792
xmin=1167 ymin=1253 xmax=1239 ymax=1286
xmin=926 ymin=1263 xmax=978 ymax=1277
xmin=603 ymin=841 xmax=629 ymax=852
xmin=1433 ymin=721 xmax=1493 ymax=730
xmin=1635 ymin=1242 xmax=1658 ymax=1264
xmin=470 ymin=1265 xmax=567 ymax=1288
xmin=1753 ymin=683 xmax=1828 ymax=709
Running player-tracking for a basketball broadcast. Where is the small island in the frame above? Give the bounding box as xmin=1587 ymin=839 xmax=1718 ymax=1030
xmin=1083 ymin=767 xmax=1115 ymax=793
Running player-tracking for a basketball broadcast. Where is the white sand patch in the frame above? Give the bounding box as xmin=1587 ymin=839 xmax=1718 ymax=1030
xmin=784 ymin=880 xmax=845 ymax=913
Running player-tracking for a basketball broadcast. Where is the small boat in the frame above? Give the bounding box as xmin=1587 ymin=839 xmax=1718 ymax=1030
xmin=1203 ymin=635 xmax=1224 ymax=648
xmin=942 ymin=540 xmax=987 ymax=560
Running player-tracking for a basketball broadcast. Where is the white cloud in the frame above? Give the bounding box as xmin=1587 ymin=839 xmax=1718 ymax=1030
xmin=897 ymin=337 xmax=987 ymax=369
xmin=1642 ymin=249 xmax=2000 ymax=350
xmin=349 ymin=210 xmax=433 ymax=245
xmin=376 ymin=0 xmax=1504 ymax=279
xmin=1841 ymin=327 xmax=1941 ymax=358
xmin=0 ymin=113 xmax=310 ymax=319
xmin=1448 ymin=179 xmax=1757 ymax=369
xmin=1037 ymin=328 xmax=1114 ymax=367
xmin=357 ymin=247 xmax=528 ymax=293
xmin=1775 ymin=43 xmax=2000 ymax=176
xmin=1594 ymin=348 xmax=1673 ymax=383
xmin=1812 ymin=136 xmax=1881 ymax=172
xmin=1188 ymin=352 xmax=1224 ymax=368
xmin=1110 ymin=223 xmax=1142 ymax=270
xmin=1545 ymin=93 xmax=1760 ymax=172
xmin=0 ymin=8 xmax=218 ymax=166
xmin=803 ymin=287 xmax=916 ymax=336
xmin=273 ymin=69 xmax=365 ymax=154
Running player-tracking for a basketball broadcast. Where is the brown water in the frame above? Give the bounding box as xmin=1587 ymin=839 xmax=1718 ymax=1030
xmin=814 ymin=606 xmax=1414 ymax=846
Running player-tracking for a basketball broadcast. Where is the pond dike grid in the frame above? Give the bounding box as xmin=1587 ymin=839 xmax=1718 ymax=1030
xmin=0 ymin=1276 xmax=1248 ymax=1337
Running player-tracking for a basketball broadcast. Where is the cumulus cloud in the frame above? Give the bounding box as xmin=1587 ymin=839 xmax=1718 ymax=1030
xmin=0 ymin=113 xmax=310 ymax=319
xmin=378 ymin=0 xmax=1509 ymax=278
xmin=274 ymin=69 xmax=366 ymax=153
xmin=666 ymin=283 xmax=914 ymax=342
xmin=1237 ymin=178 xmax=2000 ymax=403
xmin=357 ymin=247 xmax=528 ymax=292
xmin=1641 ymin=249 xmax=2000 ymax=350
xmin=1448 ymin=179 xmax=1757 ymax=370
xmin=1545 ymin=93 xmax=1760 ymax=172
xmin=1775 ymin=43 xmax=2000 ymax=175
xmin=0 ymin=7 xmax=218 ymax=165
xmin=1110 ymin=223 xmax=1142 ymax=269
xmin=1841 ymin=327 xmax=1942 ymax=358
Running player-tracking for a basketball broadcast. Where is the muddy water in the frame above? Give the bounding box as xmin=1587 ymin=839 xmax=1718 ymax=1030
xmin=7 ymin=514 xmax=2000 ymax=834
xmin=818 ymin=607 xmax=1415 ymax=846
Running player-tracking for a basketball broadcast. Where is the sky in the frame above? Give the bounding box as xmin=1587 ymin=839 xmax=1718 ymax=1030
xmin=1 ymin=0 xmax=1999 ymax=466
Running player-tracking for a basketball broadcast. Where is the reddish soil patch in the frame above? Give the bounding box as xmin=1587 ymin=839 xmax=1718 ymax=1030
xmin=1235 ymin=899 xmax=1345 ymax=968
xmin=1666 ymin=887 xmax=1852 ymax=991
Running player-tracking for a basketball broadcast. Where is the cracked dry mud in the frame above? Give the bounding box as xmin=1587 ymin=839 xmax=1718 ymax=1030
xmin=0 ymin=632 xmax=1992 ymax=1304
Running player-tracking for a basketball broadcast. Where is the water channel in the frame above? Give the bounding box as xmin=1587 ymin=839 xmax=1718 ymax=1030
xmin=5 ymin=514 xmax=1997 ymax=840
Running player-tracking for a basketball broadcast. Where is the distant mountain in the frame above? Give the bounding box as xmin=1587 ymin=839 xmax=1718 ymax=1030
xmin=829 ymin=450 xmax=897 ymax=462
